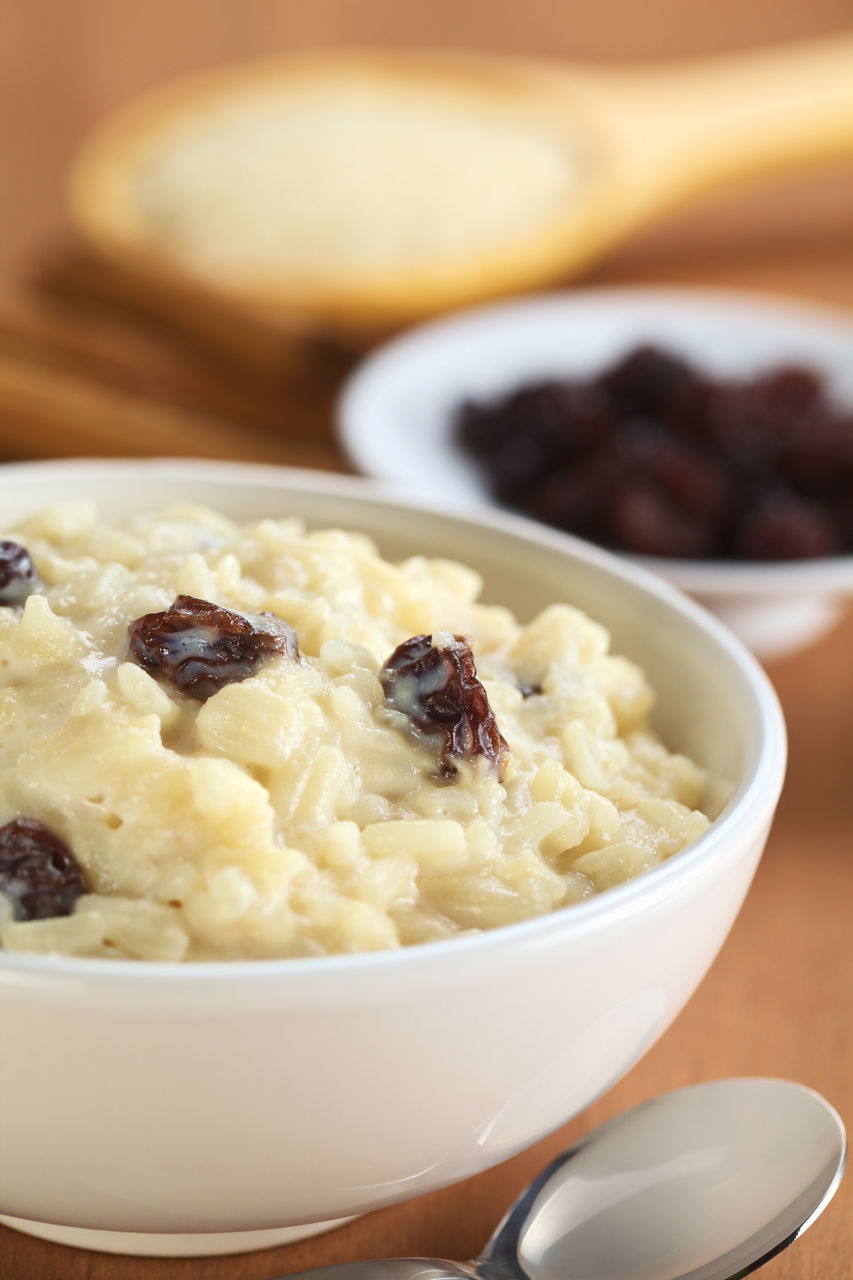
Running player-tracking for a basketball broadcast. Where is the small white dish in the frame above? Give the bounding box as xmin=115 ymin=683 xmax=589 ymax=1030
xmin=338 ymin=286 xmax=853 ymax=659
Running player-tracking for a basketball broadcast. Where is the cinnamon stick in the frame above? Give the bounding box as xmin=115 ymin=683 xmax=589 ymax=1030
xmin=0 ymin=352 xmax=344 ymax=471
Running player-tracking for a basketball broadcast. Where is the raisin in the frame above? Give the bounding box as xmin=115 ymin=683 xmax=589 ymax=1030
xmin=381 ymin=634 xmax=508 ymax=780
xmin=458 ymin=382 xmax=608 ymax=459
xmin=128 ymin=595 xmax=299 ymax=701
xmin=600 ymin=345 xmax=703 ymax=421
xmin=752 ymin=367 xmax=824 ymax=424
xmin=0 ymin=540 xmax=40 ymax=606
xmin=699 ymin=385 xmax=778 ymax=474
xmin=778 ymin=416 xmax=853 ymax=495
xmin=502 ymin=382 xmax=611 ymax=458
xmin=645 ymin=445 xmax=732 ymax=522
xmin=0 ymin=817 xmax=87 ymax=922
xmin=733 ymin=493 xmax=841 ymax=560
xmin=456 ymin=382 xmax=612 ymax=504
xmin=608 ymin=482 xmax=719 ymax=559
xmin=525 ymin=450 xmax=623 ymax=539
xmin=831 ymin=486 xmax=853 ymax=545
xmin=490 ymin=433 xmax=554 ymax=503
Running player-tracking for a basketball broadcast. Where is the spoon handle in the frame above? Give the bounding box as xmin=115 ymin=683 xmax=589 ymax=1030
xmin=557 ymin=33 xmax=853 ymax=215
xmin=472 ymin=1144 xmax=580 ymax=1280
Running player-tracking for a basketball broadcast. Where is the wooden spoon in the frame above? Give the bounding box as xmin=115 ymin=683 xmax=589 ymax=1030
xmin=69 ymin=35 xmax=853 ymax=342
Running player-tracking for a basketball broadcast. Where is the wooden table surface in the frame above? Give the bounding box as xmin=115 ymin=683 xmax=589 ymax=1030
xmin=1 ymin=3 xmax=852 ymax=1278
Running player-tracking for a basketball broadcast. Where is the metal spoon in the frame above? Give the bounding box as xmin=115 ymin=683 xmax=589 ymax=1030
xmin=273 ymin=1078 xmax=845 ymax=1280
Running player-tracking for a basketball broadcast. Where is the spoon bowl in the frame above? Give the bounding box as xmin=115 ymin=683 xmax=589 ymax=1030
xmin=276 ymin=1080 xmax=845 ymax=1280
xmin=483 ymin=1078 xmax=845 ymax=1280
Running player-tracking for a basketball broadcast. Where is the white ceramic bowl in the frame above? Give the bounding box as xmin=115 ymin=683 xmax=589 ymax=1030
xmin=0 ymin=460 xmax=785 ymax=1258
xmin=338 ymin=286 xmax=853 ymax=660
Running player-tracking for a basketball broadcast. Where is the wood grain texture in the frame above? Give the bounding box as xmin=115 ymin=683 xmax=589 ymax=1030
xmin=0 ymin=1 xmax=851 ymax=1277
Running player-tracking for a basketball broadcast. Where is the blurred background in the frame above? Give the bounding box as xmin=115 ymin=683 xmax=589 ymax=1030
xmin=0 ymin=0 xmax=851 ymax=472
xmin=1 ymin=0 xmax=851 ymax=297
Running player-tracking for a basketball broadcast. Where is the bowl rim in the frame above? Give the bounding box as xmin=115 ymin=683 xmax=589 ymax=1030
xmin=0 ymin=456 xmax=787 ymax=987
xmin=337 ymin=282 xmax=853 ymax=594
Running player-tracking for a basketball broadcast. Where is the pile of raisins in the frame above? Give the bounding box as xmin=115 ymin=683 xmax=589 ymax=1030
xmin=455 ymin=346 xmax=853 ymax=560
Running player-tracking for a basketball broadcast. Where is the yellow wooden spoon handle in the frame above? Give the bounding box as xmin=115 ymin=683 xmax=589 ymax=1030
xmin=565 ymin=33 xmax=853 ymax=214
